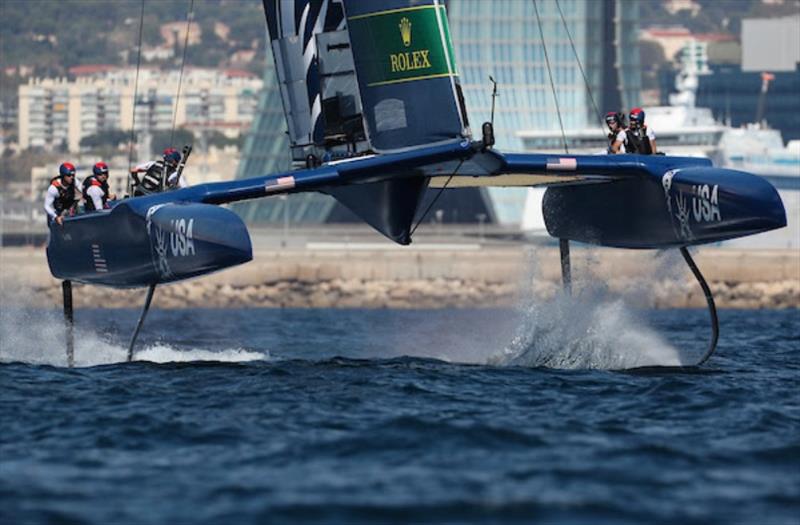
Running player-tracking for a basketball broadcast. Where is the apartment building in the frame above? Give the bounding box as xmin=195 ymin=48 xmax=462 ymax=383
xmin=18 ymin=66 xmax=263 ymax=153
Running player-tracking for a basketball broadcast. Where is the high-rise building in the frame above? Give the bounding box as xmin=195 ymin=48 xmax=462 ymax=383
xmin=234 ymin=0 xmax=641 ymax=225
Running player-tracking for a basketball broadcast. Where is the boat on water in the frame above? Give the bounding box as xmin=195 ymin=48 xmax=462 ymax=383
xmin=720 ymin=127 xmax=800 ymax=181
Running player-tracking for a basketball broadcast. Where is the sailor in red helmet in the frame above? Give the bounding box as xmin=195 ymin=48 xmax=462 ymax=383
xmin=605 ymin=111 xmax=628 ymax=154
xmin=44 ymin=162 xmax=80 ymax=225
xmin=626 ymin=107 xmax=657 ymax=155
xmin=130 ymin=147 xmax=188 ymax=197
xmin=82 ymin=161 xmax=116 ymax=212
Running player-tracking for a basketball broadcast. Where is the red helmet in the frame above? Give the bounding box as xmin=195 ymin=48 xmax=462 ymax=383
xmin=59 ymin=162 xmax=76 ymax=178
xmin=93 ymin=161 xmax=109 ymax=176
xmin=163 ymin=147 xmax=181 ymax=166
xmin=605 ymin=111 xmax=622 ymax=127
xmin=629 ymin=107 xmax=645 ymax=126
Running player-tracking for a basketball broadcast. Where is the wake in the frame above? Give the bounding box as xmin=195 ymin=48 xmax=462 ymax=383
xmin=0 ymin=298 xmax=268 ymax=368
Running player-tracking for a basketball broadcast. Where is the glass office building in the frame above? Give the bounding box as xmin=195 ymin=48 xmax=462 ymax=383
xmin=449 ymin=0 xmax=640 ymax=148
xmin=448 ymin=0 xmax=641 ymax=222
xmin=234 ymin=0 xmax=641 ymax=225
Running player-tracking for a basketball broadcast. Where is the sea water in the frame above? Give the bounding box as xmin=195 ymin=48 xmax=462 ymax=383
xmin=1 ymin=298 xmax=798 ymax=524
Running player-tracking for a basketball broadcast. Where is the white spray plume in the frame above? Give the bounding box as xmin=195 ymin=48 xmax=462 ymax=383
xmin=0 ymin=290 xmax=268 ymax=368
xmin=489 ymin=290 xmax=683 ymax=369
xmin=488 ymin=247 xmax=686 ymax=370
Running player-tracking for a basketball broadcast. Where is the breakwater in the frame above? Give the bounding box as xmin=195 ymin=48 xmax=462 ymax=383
xmin=2 ymin=246 xmax=797 ymax=309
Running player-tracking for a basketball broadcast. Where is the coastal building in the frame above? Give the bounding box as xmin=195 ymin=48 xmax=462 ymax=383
xmin=696 ymin=65 xmax=800 ymax=142
xmin=663 ymin=0 xmax=701 ymax=16
xmin=234 ymin=0 xmax=642 ymax=226
xmin=0 ymin=98 xmax=18 ymax=152
xmin=640 ymin=26 xmax=694 ymax=62
xmin=696 ymin=15 xmax=800 ymax=142
xmin=741 ymin=15 xmax=800 ymax=73
xmin=17 ymin=66 xmax=262 ymax=153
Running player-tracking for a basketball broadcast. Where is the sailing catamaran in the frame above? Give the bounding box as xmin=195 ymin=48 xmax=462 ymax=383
xmin=46 ymin=0 xmax=786 ymax=367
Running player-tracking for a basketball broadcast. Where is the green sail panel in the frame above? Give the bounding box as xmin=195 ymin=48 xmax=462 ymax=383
xmin=347 ymin=5 xmax=458 ymax=87
xmin=345 ymin=0 xmax=470 ymax=152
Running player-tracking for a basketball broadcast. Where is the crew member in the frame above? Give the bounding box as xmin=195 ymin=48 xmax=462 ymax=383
xmin=44 ymin=162 xmax=79 ymax=225
xmin=130 ymin=148 xmax=187 ymax=196
xmin=605 ymin=111 xmax=627 ymax=154
xmin=626 ymin=107 xmax=657 ymax=155
xmin=82 ymin=161 xmax=116 ymax=212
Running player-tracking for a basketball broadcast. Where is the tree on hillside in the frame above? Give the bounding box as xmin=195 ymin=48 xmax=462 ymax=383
xmin=206 ymin=130 xmax=243 ymax=150
xmin=80 ymin=129 xmax=129 ymax=150
xmin=1 ymin=0 xmax=266 ymax=74
xmin=150 ymin=128 xmax=195 ymax=157
xmin=1 ymin=149 xmax=63 ymax=185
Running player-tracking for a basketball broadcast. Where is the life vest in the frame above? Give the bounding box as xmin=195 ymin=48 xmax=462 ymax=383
xmin=49 ymin=176 xmax=77 ymax=214
xmin=133 ymin=160 xmax=174 ymax=196
xmin=82 ymin=175 xmax=110 ymax=211
xmin=607 ymin=130 xmax=629 ymax=154
xmin=625 ymin=126 xmax=653 ymax=155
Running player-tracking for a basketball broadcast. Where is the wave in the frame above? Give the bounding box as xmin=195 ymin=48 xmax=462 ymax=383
xmin=134 ymin=345 xmax=267 ymax=364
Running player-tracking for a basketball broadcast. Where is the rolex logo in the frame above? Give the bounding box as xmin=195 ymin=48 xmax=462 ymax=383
xmin=399 ymin=17 xmax=412 ymax=47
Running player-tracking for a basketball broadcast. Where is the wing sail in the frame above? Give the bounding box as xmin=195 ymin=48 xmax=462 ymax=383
xmin=262 ymin=0 xmax=369 ymax=166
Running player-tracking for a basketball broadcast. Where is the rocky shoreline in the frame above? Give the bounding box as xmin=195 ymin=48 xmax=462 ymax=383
xmin=2 ymin=246 xmax=798 ymax=309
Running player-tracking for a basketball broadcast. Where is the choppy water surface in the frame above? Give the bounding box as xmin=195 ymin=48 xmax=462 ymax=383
xmin=1 ymin=298 xmax=798 ymax=524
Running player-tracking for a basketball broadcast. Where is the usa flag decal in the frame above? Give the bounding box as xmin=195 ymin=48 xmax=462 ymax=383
xmin=264 ymin=176 xmax=296 ymax=194
xmin=546 ymin=158 xmax=578 ymax=171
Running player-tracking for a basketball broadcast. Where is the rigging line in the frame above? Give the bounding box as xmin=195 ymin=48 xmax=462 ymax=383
xmin=127 ymin=0 xmax=146 ymax=176
xmin=170 ymin=0 xmax=195 ymax=147
xmin=410 ymin=159 xmax=464 ymax=237
xmin=532 ymin=0 xmax=569 ymax=154
xmin=554 ymin=0 xmax=604 ymax=134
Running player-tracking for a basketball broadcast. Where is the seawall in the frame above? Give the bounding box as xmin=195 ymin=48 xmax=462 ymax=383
xmin=2 ymin=244 xmax=797 ymax=309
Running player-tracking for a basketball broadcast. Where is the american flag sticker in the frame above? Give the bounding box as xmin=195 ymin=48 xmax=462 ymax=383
xmin=546 ymin=158 xmax=578 ymax=171
xmin=264 ymin=176 xmax=296 ymax=194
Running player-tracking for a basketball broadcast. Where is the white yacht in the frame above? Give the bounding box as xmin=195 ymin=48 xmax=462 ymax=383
xmin=720 ymin=127 xmax=800 ymax=180
xmin=517 ymin=104 xmax=727 ymax=159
